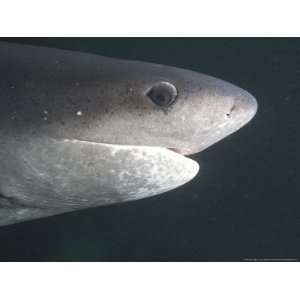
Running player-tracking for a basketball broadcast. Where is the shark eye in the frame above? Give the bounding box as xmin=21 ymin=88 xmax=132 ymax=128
xmin=147 ymin=82 xmax=178 ymax=107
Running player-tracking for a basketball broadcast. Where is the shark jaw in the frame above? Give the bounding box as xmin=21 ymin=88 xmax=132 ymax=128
xmin=58 ymin=138 xmax=200 ymax=189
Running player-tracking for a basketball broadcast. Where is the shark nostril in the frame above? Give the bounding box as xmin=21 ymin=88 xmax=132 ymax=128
xmin=225 ymin=105 xmax=236 ymax=118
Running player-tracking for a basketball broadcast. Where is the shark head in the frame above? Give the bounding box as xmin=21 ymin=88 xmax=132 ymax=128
xmin=0 ymin=43 xmax=257 ymax=225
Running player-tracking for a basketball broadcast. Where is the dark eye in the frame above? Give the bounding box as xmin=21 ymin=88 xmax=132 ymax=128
xmin=147 ymin=82 xmax=178 ymax=107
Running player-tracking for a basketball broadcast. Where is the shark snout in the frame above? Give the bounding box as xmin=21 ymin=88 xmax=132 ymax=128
xmin=229 ymin=88 xmax=258 ymax=127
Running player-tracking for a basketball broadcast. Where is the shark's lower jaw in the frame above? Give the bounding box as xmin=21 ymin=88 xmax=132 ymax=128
xmin=0 ymin=138 xmax=200 ymax=227
xmin=57 ymin=138 xmax=200 ymax=186
xmin=48 ymin=139 xmax=200 ymax=202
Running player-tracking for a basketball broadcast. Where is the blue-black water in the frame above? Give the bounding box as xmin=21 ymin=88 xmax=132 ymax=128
xmin=0 ymin=38 xmax=298 ymax=261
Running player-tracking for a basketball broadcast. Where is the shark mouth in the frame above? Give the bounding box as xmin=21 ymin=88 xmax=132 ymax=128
xmin=167 ymin=147 xmax=184 ymax=155
xmin=60 ymin=139 xmax=191 ymax=157
xmin=58 ymin=138 xmax=198 ymax=170
xmin=166 ymin=147 xmax=194 ymax=156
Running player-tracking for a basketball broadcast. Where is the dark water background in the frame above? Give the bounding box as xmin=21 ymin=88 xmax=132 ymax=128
xmin=0 ymin=38 xmax=298 ymax=261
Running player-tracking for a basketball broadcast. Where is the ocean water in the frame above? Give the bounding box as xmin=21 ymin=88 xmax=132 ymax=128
xmin=0 ymin=38 xmax=298 ymax=261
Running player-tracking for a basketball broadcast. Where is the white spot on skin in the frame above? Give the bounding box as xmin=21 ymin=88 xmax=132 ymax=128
xmin=16 ymin=208 xmax=30 ymax=215
xmin=41 ymin=110 xmax=49 ymax=121
xmin=110 ymin=147 xmax=119 ymax=156
xmin=119 ymin=170 xmax=131 ymax=181
xmin=76 ymin=111 xmax=83 ymax=116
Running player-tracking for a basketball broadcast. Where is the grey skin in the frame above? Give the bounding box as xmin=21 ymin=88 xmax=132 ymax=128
xmin=0 ymin=42 xmax=257 ymax=226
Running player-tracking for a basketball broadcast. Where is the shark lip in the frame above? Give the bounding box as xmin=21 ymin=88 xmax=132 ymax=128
xmin=60 ymin=139 xmax=192 ymax=157
xmin=167 ymin=147 xmax=183 ymax=154
xmin=58 ymin=139 xmax=199 ymax=172
xmin=167 ymin=147 xmax=189 ymax=156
